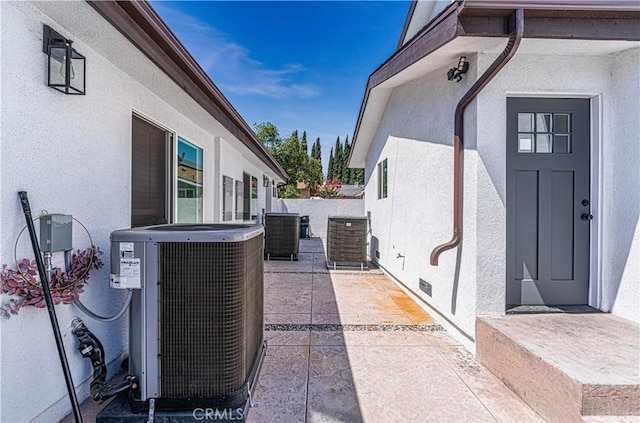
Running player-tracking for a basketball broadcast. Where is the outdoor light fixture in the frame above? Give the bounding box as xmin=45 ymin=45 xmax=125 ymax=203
xmin=43 ymin=25 xmax=86 ymax=95
xmin=263 ymin=176 xmax=270 ymax=187
xmin=447 ymin=56 xmax=469 ymax=83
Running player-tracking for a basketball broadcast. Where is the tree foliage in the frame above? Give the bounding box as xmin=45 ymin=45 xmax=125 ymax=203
xmin=253 ymin=122 xmax=280 ymax=148
xmin=252 ymin=122 xmax=363 ymax=198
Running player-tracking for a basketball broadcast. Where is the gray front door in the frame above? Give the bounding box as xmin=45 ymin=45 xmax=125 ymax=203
xmin=506 ymin=98 xmax=591 ymax=306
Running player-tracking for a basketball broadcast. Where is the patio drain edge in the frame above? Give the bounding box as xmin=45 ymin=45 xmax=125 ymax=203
xmin=265 ymin=323 xmax=444 ymax=332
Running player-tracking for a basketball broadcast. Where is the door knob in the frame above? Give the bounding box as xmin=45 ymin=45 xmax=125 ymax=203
xmin=581 ymin=213 xmax=593 ymax=221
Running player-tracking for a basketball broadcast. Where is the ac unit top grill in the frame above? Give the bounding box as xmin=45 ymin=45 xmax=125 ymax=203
xmin=111 ymin=223 xmax=263 ymax=243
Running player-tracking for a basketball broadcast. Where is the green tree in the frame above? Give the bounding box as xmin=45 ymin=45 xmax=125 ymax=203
xmin=333 ymin=137 xmax=343 ymax=182
xmin=311 ymin=137 xmax=323 ymax=177
xmin=270 ymin=129 xmax=323 ymax=198
xmin=342 ymin=135 xmax=351 ymax=183
xmin=253 ymin=122 xmax=280 ymax=148
xmin=327 ymin=147 xmax=334 ymax=180
xmin=301 ymin=131 xmax=308 ymax=155
xmin=311 ymin=137 xmax=321 ymax=161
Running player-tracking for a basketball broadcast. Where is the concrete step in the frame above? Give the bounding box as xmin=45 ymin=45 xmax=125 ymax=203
xmin=476 ymin=314 xmax=640 ymax=422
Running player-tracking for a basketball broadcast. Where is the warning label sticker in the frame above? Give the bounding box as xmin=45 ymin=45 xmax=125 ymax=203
xmin=120 ymin=242 xmax=134 ymax=258
xmin=118 ymin=258 xmax=141 ymax=289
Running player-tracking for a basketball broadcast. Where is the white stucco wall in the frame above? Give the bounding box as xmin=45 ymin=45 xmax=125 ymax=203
xmin=602 ymin=47 xmax=640 ymax=323
xmin=363 ymin=40 xmax=640 ymax=347
xmin=279 ymin=198 xmax=365 ymax=238
xmin=364 ymin=61 xmax=480 ymax=347
xmin=0 ymin=2 xmax=281 ymax=421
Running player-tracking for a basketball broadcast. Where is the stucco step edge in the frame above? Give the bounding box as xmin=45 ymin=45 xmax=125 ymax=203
xmin=477 ymin=317 xmax=585 ymax=422
xmin=477 ymin=318 xmax=640 ymax=419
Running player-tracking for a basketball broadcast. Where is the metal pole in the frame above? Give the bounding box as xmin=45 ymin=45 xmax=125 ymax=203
xmin=17 ymin=192 xmax=83 ymax=423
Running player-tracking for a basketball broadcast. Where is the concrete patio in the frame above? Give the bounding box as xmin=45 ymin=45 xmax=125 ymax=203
xmin=249 ymin=238 xmax=542 ymax=423
xmin=64 ymin=238 xmax=543 ymax=422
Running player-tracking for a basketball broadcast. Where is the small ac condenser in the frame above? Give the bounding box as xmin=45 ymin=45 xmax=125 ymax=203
xmin=326 ymin=215 xmax=368 ymax=270
xmin=109 ymin=224 xmax=265 ymax=415
xmin=264 ymin=212 xmax=299 ymax=260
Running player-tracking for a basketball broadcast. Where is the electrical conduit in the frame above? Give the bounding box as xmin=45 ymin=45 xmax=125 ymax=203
xmin=430 ymin=8 xmax=525 ymax=266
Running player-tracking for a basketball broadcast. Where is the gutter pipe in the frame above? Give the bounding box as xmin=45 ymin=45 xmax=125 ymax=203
xmin=430 ymin=8 xmax=524 ymax=266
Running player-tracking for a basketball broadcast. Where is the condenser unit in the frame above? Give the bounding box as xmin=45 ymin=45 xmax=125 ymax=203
xmin=109 ymin=224 xmax=265 ymax=418
xmin=264 ymin=212 xmax=299 ymax=260
xmin=326 ymin=215 xmax=368 ymax=270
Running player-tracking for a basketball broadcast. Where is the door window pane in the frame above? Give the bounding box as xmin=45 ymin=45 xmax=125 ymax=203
xmin=518 ymin=113 xmax=534 ymax=132
xmin=536 ymin=113 xmax=552 ymax=132
xmin=518 ymin=134 xmax=534 ymax=153
xmin=536 ymin=134 xmax=552 ymax=153
xmin=555 ymin=114 xmax=570 ymax=133
xmin=554 ymin=135 xmax=571 ymax=153
xmin=177 ymin=138 xmax=203 ymax=223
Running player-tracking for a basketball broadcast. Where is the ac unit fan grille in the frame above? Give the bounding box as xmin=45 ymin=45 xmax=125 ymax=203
xmin=159 ymin=237 xmax=263 ymax=400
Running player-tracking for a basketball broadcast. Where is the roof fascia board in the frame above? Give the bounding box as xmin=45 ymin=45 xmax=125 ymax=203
xmin=458 ymin=15 xmax=640 ymax=40
xmin=522 ymin=16 xmax=640 ymax=41
xmin=462 ymin=1 xmax=640 ymax=12
xmin=87 ymin=0 xmax=288 ymax=182
xmin=371 ymin=9 xmax=462 ymax=88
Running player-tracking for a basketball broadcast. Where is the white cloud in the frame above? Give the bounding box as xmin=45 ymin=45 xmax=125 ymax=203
xmin=154 ymin=4 xmax=321 ymax=99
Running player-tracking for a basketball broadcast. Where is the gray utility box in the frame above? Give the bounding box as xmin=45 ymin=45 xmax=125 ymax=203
xmin=264 ymin=212 xmax=300 ymax=260
xmin=109 ymin=224 xmax=266 ymax=415
xmin=39 ymin=214 xmax=72 ymax=253
xmin=327 ymin=215 xmax=368 ymax=270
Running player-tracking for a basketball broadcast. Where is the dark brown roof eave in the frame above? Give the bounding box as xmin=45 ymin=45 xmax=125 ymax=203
xmin=86 ymin=0 xmax=288 ymax=182
xmin=350 ymin=1 xmax=640 ymax=164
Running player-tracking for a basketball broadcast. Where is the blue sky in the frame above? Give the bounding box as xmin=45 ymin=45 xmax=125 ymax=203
xmin=151 ymin=1 xmax=410 ymax=174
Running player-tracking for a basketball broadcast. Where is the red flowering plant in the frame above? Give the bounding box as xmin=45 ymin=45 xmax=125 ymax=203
xmin=1 ymin=247 xmax=103 ymax=318
xmin=316 ymin=178 xmax=343 ymax=199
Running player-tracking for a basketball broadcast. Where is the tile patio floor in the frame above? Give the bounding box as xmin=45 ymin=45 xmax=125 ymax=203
xmin=64 ymin=238 xmax=543 ymax=423
xmin=249 ymin=239 xmax=543 ymax=423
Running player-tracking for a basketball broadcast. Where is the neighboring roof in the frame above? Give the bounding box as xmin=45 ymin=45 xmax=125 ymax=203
xmin=350 ymin=0 xmax=640 ymax=167
xmin=338 ymin=185 xmax=365 ymax=198
xmin=87 ymin=0 xmax=288 ymax=182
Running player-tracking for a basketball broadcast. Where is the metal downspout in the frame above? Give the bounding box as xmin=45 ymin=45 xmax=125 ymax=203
xmin=430 ymin=8 xmax=524 ymax=266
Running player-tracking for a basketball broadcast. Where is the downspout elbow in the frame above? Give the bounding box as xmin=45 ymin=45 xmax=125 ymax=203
xmin=430 ymin=9 xmax=524 ymax=266
xmin=430 ymin=229 xmax=461 ymax=266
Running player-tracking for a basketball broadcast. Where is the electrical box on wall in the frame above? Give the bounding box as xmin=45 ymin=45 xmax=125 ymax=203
xmin=39 ymin=214 xmax=72 ymax=253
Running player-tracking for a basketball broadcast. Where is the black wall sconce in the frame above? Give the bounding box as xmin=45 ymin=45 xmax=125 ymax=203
xmin=447 ymin=56 xmax=469 ymax=83
xmin=43 ymin=25 xmax=85 ymax=95
xmin=263 ymin=176 xmax=270 ymax=187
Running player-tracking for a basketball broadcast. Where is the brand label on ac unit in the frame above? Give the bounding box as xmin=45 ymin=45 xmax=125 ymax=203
xmin=112 ymin=258 xmax=142 ymax=289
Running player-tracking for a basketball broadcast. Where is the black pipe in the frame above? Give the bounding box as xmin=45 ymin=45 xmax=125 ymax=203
xmin=17 ymin=192 xmax=83 ymax=423
xmin=71 ymin=317 xmax=135 ymax=401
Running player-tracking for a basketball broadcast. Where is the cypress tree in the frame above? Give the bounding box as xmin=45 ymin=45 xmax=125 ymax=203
xmin=312 ymin=137 xmax=321 ymax=161
xmin=327 ymin=148 xmax=334 ymax=180
xmin=301 ymin=131 xmax=308 ymax=155
xmin=334 ymin=137 xmax=342 ymax=182
xmin=342 ymin=135 xmax=351 ymax=183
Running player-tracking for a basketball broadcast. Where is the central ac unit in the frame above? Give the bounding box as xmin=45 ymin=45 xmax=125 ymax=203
xmin=327 ymin=215 xmax=368 ymax=270
xmin=109 ymin=224 xmax=265 ymax=416
xmin=264 ymin=212 xmax=299 ymax=260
